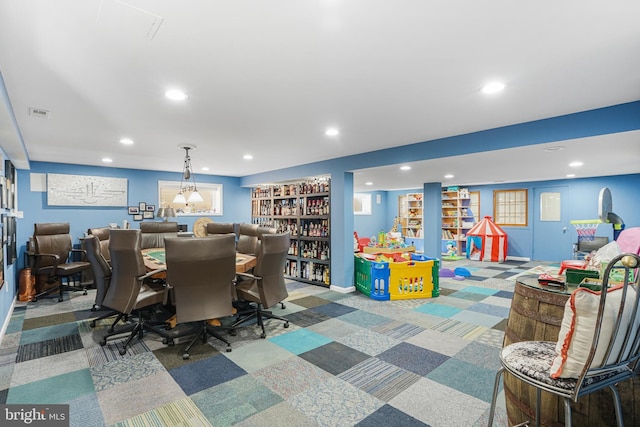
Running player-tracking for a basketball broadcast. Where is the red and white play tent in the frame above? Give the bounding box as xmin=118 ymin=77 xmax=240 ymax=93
xmin=466 ymin=216 xmax=508 ymax=262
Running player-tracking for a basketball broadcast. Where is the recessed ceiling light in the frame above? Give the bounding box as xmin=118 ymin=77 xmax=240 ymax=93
xmin=444 ymin=174 xmax=454 ymax=179
xmin=325 ymin=128 xmax=339 ymax=137
xmin=201 ymin=166 xmax=210 ymax=171
xmin=566 ymin=174 xmax=576 ymax=178
xmin=119 ymin=138 xmax=134 ymax=145
xmin=569 ymin=161 xmax=583 ymax=167
xmin=365 ymin=182 xmax=373 ymax=186
xmin=544 ymin=146 xmax=564 ymax=152
xmin=243 ymin=154 xmax=253 ymax=160
xmin=165 ymin=89 xmax=188 ymax=101
xmin=400 ymin=165 xmax=411 ymax=171
xmin=481 ymin=81 xmax=505 ymax=95
xmin=102 ymin=157 xmax=113 ymax=163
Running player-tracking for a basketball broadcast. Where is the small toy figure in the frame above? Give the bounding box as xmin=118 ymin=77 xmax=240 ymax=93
xmin=446 ymin=241 xmax=457 ymax=257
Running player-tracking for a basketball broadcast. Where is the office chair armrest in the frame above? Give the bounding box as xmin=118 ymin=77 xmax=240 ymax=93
xmin=32 ymin=252 xmax=61 ymax=268
xmin=139 ymin=267 xmax=167 ymax=280
xmin=236 ymin=272 xmax=261 ymax=281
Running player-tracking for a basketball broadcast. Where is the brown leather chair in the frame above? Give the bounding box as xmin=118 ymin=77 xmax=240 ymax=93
xmin=88 ymin=227 xmax=111 ymax=262
xmin=237 ymin=223 xmax=259 ymax=255
xmin=232 ymin=232 xmax=291 ymax=338
xmin=31 ymin=223 xmax=91 ymax=302
xmin=83 ymin=235 xmax=126 ymax=340
xmin=205 ymin=222 xmax=235 ymax=236
xmin=139 ymin=221 xmax=178 ymax=249
xmin=165 ymin=235 xmax=236 ymax=358
xmin=102 ymin=229 xmax=171 ymax=355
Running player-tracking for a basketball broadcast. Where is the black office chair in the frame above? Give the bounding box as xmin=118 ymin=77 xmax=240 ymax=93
xmin=164 ymin=235 xmax=237 ymax=358
xmin=487 ymin=253 xmax=640 ymax=427
xmin=232 ymin=232 xmax=291 ymax=338
xmin=31 ymin=223 xmax=91 ymax=302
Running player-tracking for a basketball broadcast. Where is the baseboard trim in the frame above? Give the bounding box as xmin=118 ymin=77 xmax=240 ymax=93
xmin=330 ymin=285 xmax=356 ymax=294
xmin=0 ymin=296 xmax=17 ymax=347
xmin=506 ymin=256 xmax=531 ymax=262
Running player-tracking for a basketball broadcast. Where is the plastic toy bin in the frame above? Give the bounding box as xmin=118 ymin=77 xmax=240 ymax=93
xmin=354 ymin=255 xmax=390 ymax=300
xmin=389 ymin=258 xmax=440 ymax=300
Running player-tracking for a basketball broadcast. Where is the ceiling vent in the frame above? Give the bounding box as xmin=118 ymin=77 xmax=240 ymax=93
xmin=29 ymin=108 xmax=50 ymax=118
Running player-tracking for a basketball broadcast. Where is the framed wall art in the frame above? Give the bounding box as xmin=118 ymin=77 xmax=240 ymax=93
xmin=47 ymin=173 xmax=128 ymax=207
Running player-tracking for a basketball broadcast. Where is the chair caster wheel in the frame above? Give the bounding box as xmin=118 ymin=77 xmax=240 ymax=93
xmin=163 ymin=339 xmax=174 ymax=346
xmin=119 ymin=348 xmax=127 ymax=356
xmin=90 ymin=321 xmax=96 ymax=328
xmin=31 ymin=297 xmax=37 ymax=302
xmin=226 ymin=347 xmax=232 ymax=352
xmin=100 ymin=339 xmax=107 ymax=346
xmin=83 ymin=290 xmax=88 ymax=295
xmin=284 ymin=322 xmax=289 ymax=328
xmin=58 ymin=298 xmax=63 ymax=302
xmin=260 ymin=333 xmax=266 ymax=339
xmin=182 ymin=353 xmax=190 ymax=360
xmin=230 ymin=330 xmax=237 ymax=336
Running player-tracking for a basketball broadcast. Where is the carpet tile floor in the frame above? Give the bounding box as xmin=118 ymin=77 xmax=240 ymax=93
xmin=0 ymin=258 xmax=562 ymax=426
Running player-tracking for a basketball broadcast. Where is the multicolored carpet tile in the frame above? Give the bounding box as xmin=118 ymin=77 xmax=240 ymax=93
xmin=0 ymin=259 xmax=558 ymax=426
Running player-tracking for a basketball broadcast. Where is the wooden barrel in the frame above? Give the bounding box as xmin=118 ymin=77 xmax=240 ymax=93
xmin=504 ymin=277 xmax=640 ymax=426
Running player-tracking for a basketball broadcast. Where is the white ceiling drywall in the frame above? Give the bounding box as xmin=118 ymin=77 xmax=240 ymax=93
xmin=0 ymin=1 xmax=638 ymax=192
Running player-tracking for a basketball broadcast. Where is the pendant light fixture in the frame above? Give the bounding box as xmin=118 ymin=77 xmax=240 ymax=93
xmin=173 ymin=144 xmax=204 ymax=204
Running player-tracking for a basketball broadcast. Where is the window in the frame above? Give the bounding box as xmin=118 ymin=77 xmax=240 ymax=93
xmin=158 ymin=181 xmax=223 ymax=216
xmin=494 ymin=189 xmax=527 ymax=226
xmin=353 ymin=193 xmax=372 ymax=215
xmin=540 ymin=192 xmax=561 ymax=221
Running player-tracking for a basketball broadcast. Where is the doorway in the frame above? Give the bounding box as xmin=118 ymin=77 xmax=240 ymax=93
xmin=533 ymin=186 xmax=571 ymax=262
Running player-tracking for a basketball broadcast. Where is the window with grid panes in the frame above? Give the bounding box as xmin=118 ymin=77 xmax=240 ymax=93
xmin=493 ymin=189 xmax=527 ymax=226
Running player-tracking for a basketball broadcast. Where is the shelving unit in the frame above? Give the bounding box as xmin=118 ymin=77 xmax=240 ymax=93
xmin=398 ymin=193 xmax=423 ymax=238
xmin=441 ymin=187 xmax=474 ymax=256
xmin=251 ymin=178 xmax=330 ymax=287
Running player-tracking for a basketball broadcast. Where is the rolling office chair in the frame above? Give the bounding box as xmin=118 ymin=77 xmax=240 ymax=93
xmin=88 ymin=227 xmax=111 ymax=263
xmin=205 ymin=222 xmax=236 ymax=236
xmin=30 ymin=223 xmax=91 ymax=302
xmin=487 ymin=253 xmax=640 ymax=427
xmin=102 ymin=229 xmax=171 ymax=355
xmin=139 ymin=221 xmax=178 ymax=249
xmin=164 ymin=235 xmax=237 ymax=358
xmin=83 ymin=235 xmax=128 ymax=341
xmin=236 ymin=223 xmax=259 ymax=255
xmin=232 ymin=232 xmax=291 ymax=338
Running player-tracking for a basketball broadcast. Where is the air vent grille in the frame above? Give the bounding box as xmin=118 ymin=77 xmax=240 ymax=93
xmin=29 ymin=108 xmax=50 ymax=118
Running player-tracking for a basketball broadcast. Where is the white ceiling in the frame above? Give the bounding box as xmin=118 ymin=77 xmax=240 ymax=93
xmin=0 ymin=0 xmax=639 ymax=192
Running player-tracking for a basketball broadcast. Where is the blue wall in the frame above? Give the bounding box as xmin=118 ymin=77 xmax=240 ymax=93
xmin=354 ymin=190 xmax=388 ymax=238
xmin=16 ymin=162 xmax=251 ymax=272
xmin=2 ymin=101 xmax=640 ymax=338
xmin=355 ymin=173 xmax=640 ymax=261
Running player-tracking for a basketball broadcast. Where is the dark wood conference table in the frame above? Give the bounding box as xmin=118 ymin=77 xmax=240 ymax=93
xmin=141 ymin=248 xmax=257 ymax=275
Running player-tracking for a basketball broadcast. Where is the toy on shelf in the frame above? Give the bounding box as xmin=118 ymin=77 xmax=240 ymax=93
xmin=446 ymin=241 xmax=457 ymax=257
